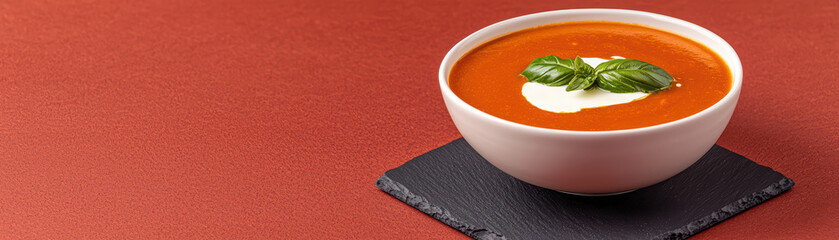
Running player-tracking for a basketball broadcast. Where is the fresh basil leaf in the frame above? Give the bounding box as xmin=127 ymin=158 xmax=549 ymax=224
xmin=566 ymin=75 xmax=597 ymax=91
xmin=521 ymin=56 xmax=674 ymax=93
xmin=594 ymin=59 xmax=674 ymax=93
xmin=565 ymin=56 xmax=596 ymax=91
xmin=520 ymin=55 xmax=577 ymax=86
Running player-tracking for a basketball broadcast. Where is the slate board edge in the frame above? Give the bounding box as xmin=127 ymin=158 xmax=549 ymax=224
xmin=378 ymin=173 xmax=794 ymax=240
xmin=654 ymin=177 xmax=795 ymax=240
xmin=376 ymin=174 xmax=507 ymax=240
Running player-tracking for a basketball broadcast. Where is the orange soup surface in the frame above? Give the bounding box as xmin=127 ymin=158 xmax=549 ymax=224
xmin=449 ymin=21 xmax=732 ymax=131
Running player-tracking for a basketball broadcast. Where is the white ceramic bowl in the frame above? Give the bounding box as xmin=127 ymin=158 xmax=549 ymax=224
xmin=439 ymin=9 xmax=743 ymax=195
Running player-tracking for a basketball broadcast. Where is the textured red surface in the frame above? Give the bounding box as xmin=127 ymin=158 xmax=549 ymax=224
xmin=0 ymin=0 xmax=837 ymax=239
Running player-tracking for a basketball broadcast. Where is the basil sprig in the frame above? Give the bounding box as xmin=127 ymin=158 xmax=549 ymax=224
xmin=520 ymin=55 xmax=673 ymax=93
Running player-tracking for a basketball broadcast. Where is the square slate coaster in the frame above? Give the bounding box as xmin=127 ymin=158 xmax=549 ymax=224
xmin=377 ymin=138 xmax=794 ymax=240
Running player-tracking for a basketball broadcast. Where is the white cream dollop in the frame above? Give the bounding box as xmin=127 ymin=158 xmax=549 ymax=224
xmin=521 ymin=56 xmax=649 ymax=113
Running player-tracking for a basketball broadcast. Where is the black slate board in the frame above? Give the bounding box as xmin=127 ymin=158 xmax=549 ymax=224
xmin=377 ymin=138 xmax=794 ymax=240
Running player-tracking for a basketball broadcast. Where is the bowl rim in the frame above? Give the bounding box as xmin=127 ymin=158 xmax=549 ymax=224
xmin=438 ymin=8 xmax=743 ymax=136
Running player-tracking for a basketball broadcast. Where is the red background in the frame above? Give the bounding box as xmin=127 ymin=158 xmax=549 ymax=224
xmin=1 ymin=0 xmax=837 ymax=239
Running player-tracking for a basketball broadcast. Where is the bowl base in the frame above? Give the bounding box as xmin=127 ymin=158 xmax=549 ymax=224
xmin=556 ymin=189 xmax=637 ymax=197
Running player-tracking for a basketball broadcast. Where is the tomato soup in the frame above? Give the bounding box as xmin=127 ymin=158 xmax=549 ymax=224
xmin=448 ymin=21 xmax=732 ymax=131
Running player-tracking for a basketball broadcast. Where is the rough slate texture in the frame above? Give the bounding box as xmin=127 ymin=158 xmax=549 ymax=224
xmin=377 ymin=138 xmax=794 ymax=240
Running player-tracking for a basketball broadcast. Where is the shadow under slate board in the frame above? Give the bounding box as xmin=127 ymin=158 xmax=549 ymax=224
xmin=376 ymin=138 xmax=794 ymax=240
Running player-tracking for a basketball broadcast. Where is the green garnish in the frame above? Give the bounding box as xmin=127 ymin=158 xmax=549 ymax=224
xmin=520 ymin=55 xmax=674 ymax=93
